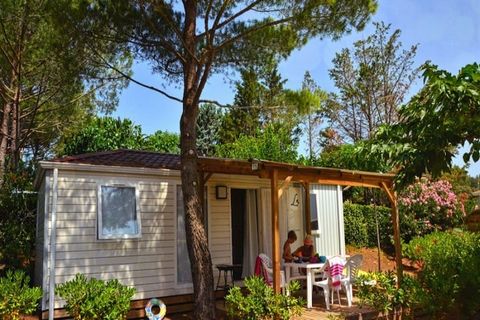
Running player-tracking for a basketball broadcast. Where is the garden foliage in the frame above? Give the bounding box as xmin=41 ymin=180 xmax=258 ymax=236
xmin=0 ymin=270 xmax=42 ymax=320
xmin=0 ymin=170 xmax=37 ymax=271
xmin=357 ymin=271 xmax=426 ymax=320
xmin=55 ymin=273 xmax=135 ymax=320
xmin=344 ymin=178 xmax=466 ymax=250
xmin=362 ymin=63 xmax=480 ymax=186
xmin=59 ymin=117 xmax=180 ymax=156
xmin=217 ymin=123 xmax=299 ymax=164
xmin=343 ymin=202 xmax=391 ymax=248
xmin=398 ymin=178 xmax=465 ymax=239
xmin=403 ymin=231 xmax=480 ymax=318
xmin=225 ymin=276 xmax=304 ymax=320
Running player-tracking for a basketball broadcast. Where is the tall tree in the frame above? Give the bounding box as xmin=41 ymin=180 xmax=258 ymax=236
xmin=363 ymin=62 xmax=480 ymax=186
xmin=78 ymin=1 xmax=377 ymax=317
xmin=220 ymin=61 xmax=315 ymax=148
xmin=219 ymin=68 xmax=263 ymax=144
xmin=0 ymin=0 xmax=129 ymax=176
xmin=260 ymin=61 xmax=287 ymax=124
xmin=196 ymin=103 xmax=223 ymax=156
xmin=327 ymin=22 xmax=418 ymax=142
xmin=301 ymin=71 xmax=326 ymax=160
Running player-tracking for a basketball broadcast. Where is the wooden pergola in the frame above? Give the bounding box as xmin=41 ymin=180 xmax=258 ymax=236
xmin=198 ymin=157 xmax=402 ymax=293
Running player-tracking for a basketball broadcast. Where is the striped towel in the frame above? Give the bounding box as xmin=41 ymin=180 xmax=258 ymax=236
xmin=329 ymin=257 xmax=345 ymax=288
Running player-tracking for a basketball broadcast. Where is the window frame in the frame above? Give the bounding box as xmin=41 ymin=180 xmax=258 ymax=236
xmin=97 ymin=184 xmax=142 ymax=240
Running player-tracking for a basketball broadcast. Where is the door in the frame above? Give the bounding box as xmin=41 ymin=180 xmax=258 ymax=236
xmin=231 ymin=189 xmax=246 ymax=280
xmin=286 ymin=186 xmax=304 ymax=252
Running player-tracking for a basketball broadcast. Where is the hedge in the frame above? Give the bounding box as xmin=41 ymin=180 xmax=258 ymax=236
xmin=343 ymin=202 xmax=392 ymax=249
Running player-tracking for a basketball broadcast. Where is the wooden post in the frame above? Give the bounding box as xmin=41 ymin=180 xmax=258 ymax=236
xmin=381 ymin=182 xmax=403 ymax=287
xmin=270 ymin=169 xmax=281 ymax=293
xmin=303 ymin=182 xmax=311 ymax=234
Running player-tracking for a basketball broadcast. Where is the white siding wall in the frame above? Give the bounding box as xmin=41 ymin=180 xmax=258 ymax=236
xmin=310 ymin=184 xmax=345 ymax=256
xmin=42 ymin=171 xmax=182 ymax=309
xmin=38 ymin=168 xmax=344 ymax=311
xmin=40 ymin=170 xmax=272 ymax=310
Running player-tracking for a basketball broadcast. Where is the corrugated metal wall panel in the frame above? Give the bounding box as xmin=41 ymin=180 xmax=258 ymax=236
xmin=310 ymin=185 xmax=344 ymax=256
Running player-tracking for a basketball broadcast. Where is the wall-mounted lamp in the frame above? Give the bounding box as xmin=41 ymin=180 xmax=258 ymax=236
xmin=251 ymin=159 xmax=260 ymax=171
xmin=215 ymin=185 xmax=228 ymax=199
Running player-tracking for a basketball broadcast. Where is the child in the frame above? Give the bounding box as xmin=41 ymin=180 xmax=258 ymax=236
xmin=282 ymin=230 xmax=297 ymax=262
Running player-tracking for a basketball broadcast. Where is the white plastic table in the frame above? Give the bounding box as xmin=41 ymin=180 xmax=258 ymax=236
xmin=284 ymin=262 xmax=325 ymax=308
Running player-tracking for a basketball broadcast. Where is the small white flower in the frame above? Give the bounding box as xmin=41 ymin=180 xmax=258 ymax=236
xmin=364 ymin=280 xmax=377 ymax=286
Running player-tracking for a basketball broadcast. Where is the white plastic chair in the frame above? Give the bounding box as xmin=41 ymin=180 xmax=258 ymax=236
xmin=341 ymin=254 xmax=363 ymax=307
xmin=259 ymin=253 xmax=286 ymax=293
xmin=312 ymin=256 xmax=346 ymax=310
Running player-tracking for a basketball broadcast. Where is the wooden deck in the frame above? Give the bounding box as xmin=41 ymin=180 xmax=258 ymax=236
xmin=164 ymin=289 xmax=377 ymax=320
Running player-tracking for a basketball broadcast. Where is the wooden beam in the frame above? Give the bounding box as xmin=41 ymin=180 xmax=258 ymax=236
xmin=275 ymin=173 xmax=385 ymax=189
xmin=270 ymin=169 xmax=281 ymax=293
xmin=278 ymin=175 xmax=293 ymax=197
xmin=381 ymin=182 xmax=395 ymax=204
xmin=380 ymin=182 xmax=403 ymax=287
xmin=203 ymin=172 xmax=213 ymax=183
xmin=303 ymin=182 xmax=312 ymax=234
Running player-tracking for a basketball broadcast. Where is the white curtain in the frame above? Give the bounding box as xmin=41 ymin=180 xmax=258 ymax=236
xmin=259 ymin=189 xmax=272 ymax=258
xmin=258 ymin=188 xmax=290 ymax=266
xmin=242 ymin=190 xmax=259 ymax=278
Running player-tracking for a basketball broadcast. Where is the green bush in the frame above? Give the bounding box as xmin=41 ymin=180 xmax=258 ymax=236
xmin=357 ymin=271 xmax=427 ymax=320
xmin=225 ymin=276 xmax=304 ymax=320
xmin=398 ymin=179 xmax=465 ymax=239
xmin=343 ymin=201 xmax=446 ymax=253
xmin=55 ymin=273 xmax=135 ymax=320
xmin=0 ymin=170 xmax=37 ymax=271
xmin=343 ymin=202 xmax=392 ymax=248
xmin=0 ymin=270 xmax=42 ymax=320
xmin=403 ymin=231 xmax=480 ymax=318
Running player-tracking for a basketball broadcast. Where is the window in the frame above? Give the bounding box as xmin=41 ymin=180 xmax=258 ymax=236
xmin=310 ymin=193 xmax=319 ymax=230
xmin=97 ymin=185 xmax=141 ymax=239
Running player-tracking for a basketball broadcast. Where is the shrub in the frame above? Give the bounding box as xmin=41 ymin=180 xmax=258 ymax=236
xmin=0 ymin=270 xmax=42 ymax=320
xmin=403 ymin=231 xmax=480 ymax=318
xmin=0 ymin=169 xmax=37 ymax=271
xmin=398 ymin=178 xmax=465 ymax=238
xmin=55 ymin=273 xmax=135 ymax=320
xmin=225 ymin=276 xmax=304 ymax=320
xmin=357 ymin=271 xmax=427 ymax=320
xmin=343 ymin=202 xmax=392 ymax=249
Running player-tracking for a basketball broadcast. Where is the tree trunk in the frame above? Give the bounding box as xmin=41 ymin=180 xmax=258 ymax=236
xmin=0 ymin=100 xmax=11 ymax=180
xmin=10 ymin=84 xmax=21 ymax=170
xmin=180 ymin=2 xmax=216 ymax=319
xmin=180 ymin=99 xmax=216 ymax=319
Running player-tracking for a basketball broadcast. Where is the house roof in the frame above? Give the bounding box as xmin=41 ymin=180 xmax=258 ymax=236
xmin=39 ymin=149 xmax=395 ymax=190
xmin=52 ymin=149 xmax=182 ymax=170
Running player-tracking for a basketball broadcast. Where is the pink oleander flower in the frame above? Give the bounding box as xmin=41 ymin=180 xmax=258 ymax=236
xmin=399 ymin=178 xmax=461 ymax=230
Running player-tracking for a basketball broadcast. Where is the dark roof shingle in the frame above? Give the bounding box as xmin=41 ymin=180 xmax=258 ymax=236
xmin=53 ymin=150 xmax=181 ymax=170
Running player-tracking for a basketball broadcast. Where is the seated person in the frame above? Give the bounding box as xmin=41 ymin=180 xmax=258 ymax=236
xmin=282 ymin=230 xmax=297 ymax=263
xmin=293 ymin=235 xmax=316 ymax=274
xmin=293 ymin=234 xmax=316 ymax=260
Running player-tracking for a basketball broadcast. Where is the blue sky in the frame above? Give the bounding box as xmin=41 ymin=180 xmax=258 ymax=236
xmin=113 ymin=0 xmax=480 ymax=176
